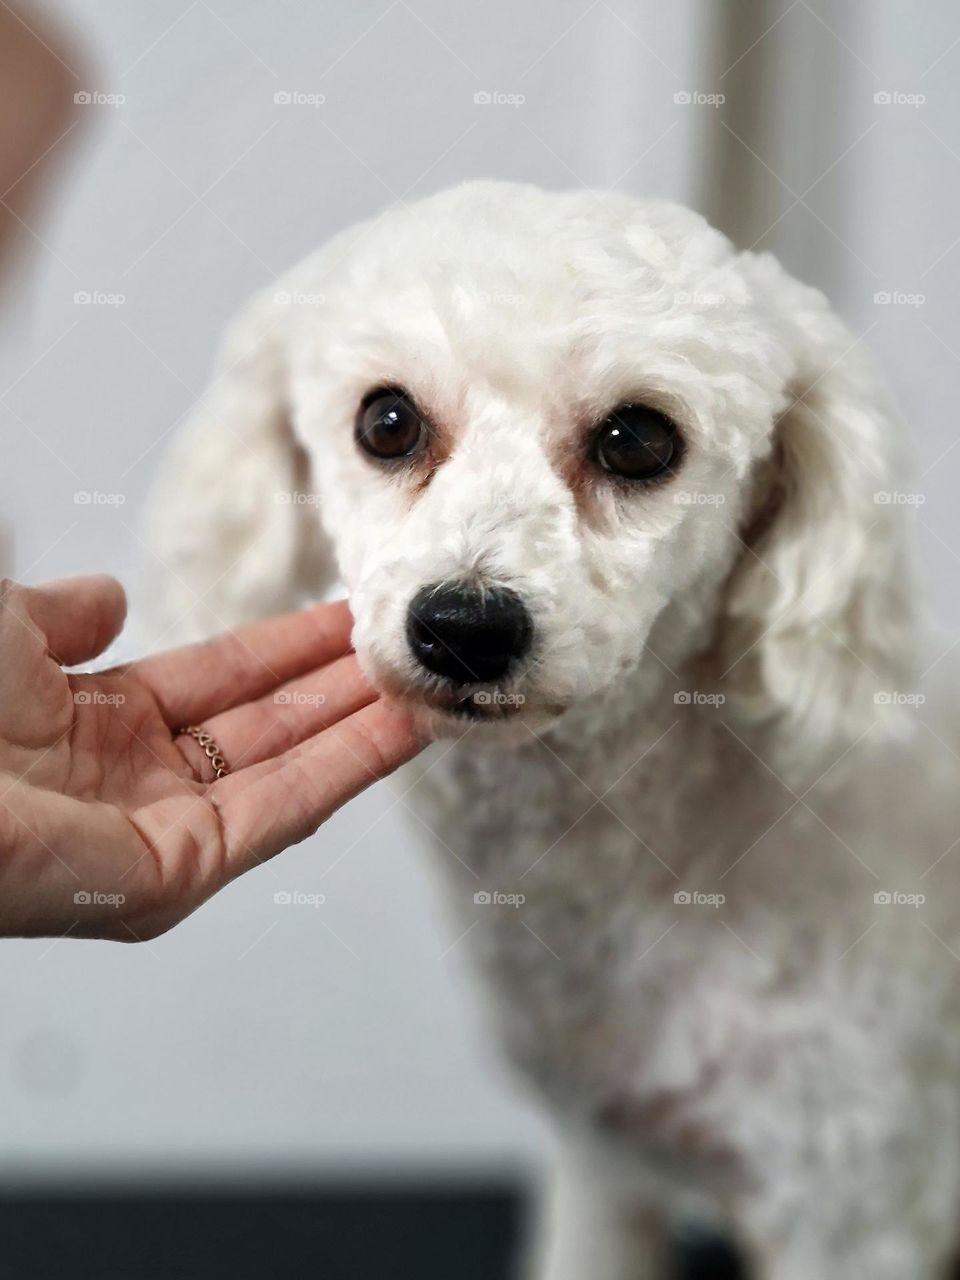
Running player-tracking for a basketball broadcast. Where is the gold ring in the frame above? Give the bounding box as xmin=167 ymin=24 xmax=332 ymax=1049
xmin=180 ymin=725 xmax=230 ymax=779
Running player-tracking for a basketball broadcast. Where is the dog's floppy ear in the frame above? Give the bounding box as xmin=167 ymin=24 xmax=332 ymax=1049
xmin=715 ymin=254 xmax=918 ymax=754
xmin=143 ymin=292 xmax=335 ymax=642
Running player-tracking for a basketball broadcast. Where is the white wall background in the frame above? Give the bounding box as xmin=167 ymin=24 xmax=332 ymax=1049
xmin=0 ymin=0 xmax=958 ymax=1182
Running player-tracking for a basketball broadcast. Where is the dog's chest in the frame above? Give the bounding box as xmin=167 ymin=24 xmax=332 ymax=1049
xmin=410 ymin=729 xmax=778 ymax=1092
xmin=408 ymin=722 xmax=959 ymax=1180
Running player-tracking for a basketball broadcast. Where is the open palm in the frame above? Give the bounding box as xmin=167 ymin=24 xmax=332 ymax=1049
xmin=0 ymin=576 xmax=423 ymax=940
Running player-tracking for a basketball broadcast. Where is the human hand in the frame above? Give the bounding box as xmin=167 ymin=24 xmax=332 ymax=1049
xmin=0 ymin=575 xmax=426 ymax=940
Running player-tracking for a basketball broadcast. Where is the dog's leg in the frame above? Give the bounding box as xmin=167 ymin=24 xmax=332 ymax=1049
xmin=527 ymin=1142 xmax=669 ymax=1280
xmin=750 ymin=1233 xmax=952 ymax=1280
xmin=737 ymin=1177 xmax=958 ymax=1280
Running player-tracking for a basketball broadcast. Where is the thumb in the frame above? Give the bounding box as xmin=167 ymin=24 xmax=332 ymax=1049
xmin=14 ymin=574 xmax=128 ymax=665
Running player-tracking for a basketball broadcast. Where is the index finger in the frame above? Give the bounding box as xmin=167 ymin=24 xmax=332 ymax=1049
xmin=129 ymin=599 xmax=354 ymax=726
xmin=214 ymin=699 xmax=427 ymax=876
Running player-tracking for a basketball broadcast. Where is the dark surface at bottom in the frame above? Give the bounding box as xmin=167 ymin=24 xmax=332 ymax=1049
xmin=0 ymin=1186 xmax=748 ymax=1279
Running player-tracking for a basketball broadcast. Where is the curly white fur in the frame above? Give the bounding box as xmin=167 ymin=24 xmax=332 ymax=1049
xmin=145 ymin=182 xmax=960 ymax=1279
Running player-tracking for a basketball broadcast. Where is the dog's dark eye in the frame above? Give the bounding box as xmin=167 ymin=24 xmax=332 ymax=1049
xmin=593 ymin=405 xmax=678 ymax=480
xmin=356 ymin=388 xmax=427 ymax=461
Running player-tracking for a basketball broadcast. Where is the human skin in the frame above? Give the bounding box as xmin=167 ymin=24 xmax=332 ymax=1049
xmin=0 ymin=575 xmax=425 ymax=940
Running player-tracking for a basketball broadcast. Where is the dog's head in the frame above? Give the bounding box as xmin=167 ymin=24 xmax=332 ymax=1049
xmin=149 ymin=181 xmax=916 ymax=752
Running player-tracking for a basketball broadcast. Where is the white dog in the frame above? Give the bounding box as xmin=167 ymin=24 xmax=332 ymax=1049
xmin=145 ymin=181 xmax=960 ymax=1279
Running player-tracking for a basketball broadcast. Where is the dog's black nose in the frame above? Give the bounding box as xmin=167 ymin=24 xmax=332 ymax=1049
xmin=406 ymin=581 xmax=532 ymax=685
